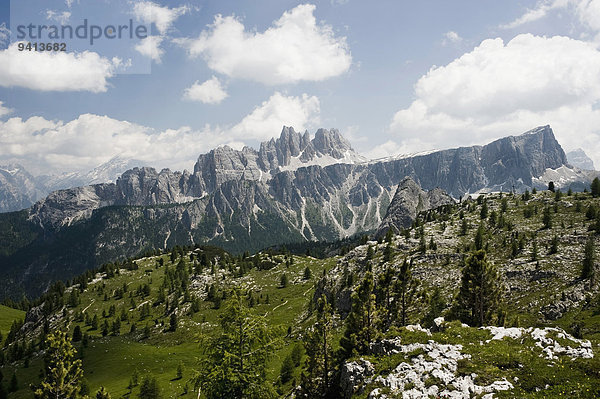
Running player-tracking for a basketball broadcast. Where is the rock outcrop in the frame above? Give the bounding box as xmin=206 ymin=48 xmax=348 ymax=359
xmin=376 ymin=177 xmax=454 ymax=237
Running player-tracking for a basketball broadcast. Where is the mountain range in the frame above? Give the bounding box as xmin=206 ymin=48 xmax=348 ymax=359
xmin=0 ymin=125 xmax=598 ymax=299
xmin=0 ymin=157 xmax=145 ymax=213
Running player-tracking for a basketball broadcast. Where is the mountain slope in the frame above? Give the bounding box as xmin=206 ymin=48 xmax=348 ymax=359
xmin=1 ymin=189 xmax=599 ymax=398
xmin=0 ymin=125 xmax=596 ymax=300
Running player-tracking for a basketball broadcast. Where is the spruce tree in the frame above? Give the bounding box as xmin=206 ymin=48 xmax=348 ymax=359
xmin=592 ymin=177 xmax=600 ymax=198
xmin=34 ymin=330 xmax=83 ymax=398
xmin=301 ymin=296 xmax=333 ymax=398
xmin=138 ymin=376 xmax=161 ymax=399
xmin=542 ymin=206 xmax=552 ymax=229
xmin=72 ymin=325 xmax=82 ymax=342
xmin=394 ymin=259 xmax=418 ymax=327
xmin=474 ymin=223 xmax=485 ymax=251
xmin=193 ymin=290 xmax=276 ymax=399
xmin=340 ymin=272 xmax=378 ymax=357
xmin=582 ymin=236 xmax=596 ymax=283
xmin=454 ymin=250 xmax=502 ymax=326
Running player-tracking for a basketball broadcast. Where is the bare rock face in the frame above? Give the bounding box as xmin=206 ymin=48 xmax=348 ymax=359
xmin=0 ymin=164 xmax=46 ymax=213
xmin=376 ymin=177 xmax=454 ymax=237
xmin=340 ymin=358 xmax=375 ymax=399
xmin=1 ymin=125 xmax=591 ymax=299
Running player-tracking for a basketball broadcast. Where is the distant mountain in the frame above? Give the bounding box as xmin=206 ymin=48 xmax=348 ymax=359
xmin=0 ymin=164 xmax=47 ymax=213
xmin=567 ymin=148 xmax=595 ymax=170
xmin=1 ymin=125 xmax=598 ymax=299
xmin=0 ymin=157 xmax=145 ymax=213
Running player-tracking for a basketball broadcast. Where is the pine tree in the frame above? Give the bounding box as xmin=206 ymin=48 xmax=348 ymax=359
xmin=542 ymin=206 xmax=552 ymax=229
xmin=592 ymin=177 xmax=600 ymax=198
xmin=169 ymin=313 xmax=177 ymax=332
xmin=193 ymin=290 xmax=276 ymax=399
xmin=72 ymin=325 xmax=82 ymax=342
xmin=549 ymin=235 xmax=559 ymax=255
xmin=474 ymin=223 xmax=485 ymax=251
xmin=138 ymin=376 xmax=161 ymax=399
xmin=279 ymin=354 xmax=294 ymax=384
xmin=480 ymin=201 xmax=488 ymax=219
xmin=34 ymin=330 xmax=83 ymax=398
xmin=303 ymin=267 xmax=312 ymax=280
xmin=340 ymin=272 xmax=378 ymax=357
xmin=280 ymin=273 xmax=289 ymax=288
xmin=582 ymin=236 xmax=596 ymax=283
xmin=376 ymin=267 xmax=395 ymax=329
xmin=422 ymin=286 xmax=446 ymax=328
xmin=454 ymin=250 xmax=502 ymax=327
xmin=531 ymin=240 xmax=538 ymax=262
xmin=394 ymin=259 xmax=418 ymax=327
xmin=301 ymin=295 xmax=333 ymax=398
xmin=460 ymin=218 xmax=468 ymax=236
xmin=548 ymin=181 xmax=555 ymax=192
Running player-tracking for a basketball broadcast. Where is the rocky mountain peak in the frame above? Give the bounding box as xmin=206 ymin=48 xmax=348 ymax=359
xmin=376 ymin=177 xmax=454 ymax=237
xmin=312 ymin=128 xmax=353 ymax=158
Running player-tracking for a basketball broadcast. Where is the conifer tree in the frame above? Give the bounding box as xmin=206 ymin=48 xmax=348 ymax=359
xmin=474 ymin=223 xmax=485 ymax=251
xmin=301 ymin=295 xmax=333 ymax=398
xmin=138 ymin=376 xmax=161 ymax=399
xmin=34 ymin=330 xmax=83 ymax=399
xmin=376 ymin=267 xmax=395 ymax=329
xmin=193 ymin=290 xmax=276 ymax=399
xmin=592 ymin=177 xmax=600 ymax=198
xmin=394 ymin=259 xmax=418 ymax=327
xmin=542 ymin=206 xmax=552 ymax=229
xmin=340 ymin=272 xmax=378 ymax=357
xmin=454 ymin=250 xmax=502 ymax=326
xmin=582 ymin=236 xmax=596 ymax=283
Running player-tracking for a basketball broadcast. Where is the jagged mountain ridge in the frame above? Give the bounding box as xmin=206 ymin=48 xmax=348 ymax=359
xmin=0 ymin=157 xmax=145 ymax=213
xmin=30 ymin=125 xmax=577 ymax=231
xmin=0 ymin=125 xmax=595 ymax=298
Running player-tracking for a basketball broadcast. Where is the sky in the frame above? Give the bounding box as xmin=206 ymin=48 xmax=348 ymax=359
xmin=1 ymin=0 xmax=600 ymax=175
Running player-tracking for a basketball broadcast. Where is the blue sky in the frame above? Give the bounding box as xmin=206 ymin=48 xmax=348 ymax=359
xmin=1 ymin=0 xmax=600 ymax=175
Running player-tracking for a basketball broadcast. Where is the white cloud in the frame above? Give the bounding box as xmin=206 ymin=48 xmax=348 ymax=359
xmin=183 ymin=76 xmax=228 ymax=104
xmin=178 ymin=4 xmax=351 ymax=85
xmin=389 ymin=34 xmax=600 ymax=168
xmin=0 ymin=43 xmax=116 ymax=92
xmin=230 ymin=92 xmax=320 ymax=140
xmin=46 ymin=10 xmax=72 ymax=24
xmin=0 ymin=101 xmax=13 ymax=118
xmin=134 ymin=35 xmax=164 ymax=63
xmin=0 ymin=93 xmax=321 ymax=174
xmin=501 ymin=0 xmax=600 ymax=36
xmin=131 ymin=2 xmax=189 ymax=62
xmin=442 ymin=31 xmax=462 ymax=45
xmin=132 ymin=1 xmax=189 ymax=35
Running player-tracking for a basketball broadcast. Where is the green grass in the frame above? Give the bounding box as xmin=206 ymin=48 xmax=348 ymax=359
xmin=0 ymin=304 xmax=24 ymax=335
xmin=2 ymin=190 xmax=600 ymax=398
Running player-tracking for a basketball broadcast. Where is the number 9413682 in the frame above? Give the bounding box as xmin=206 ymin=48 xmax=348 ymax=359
xmin=18 ymin=42 xmax=67 ymax=51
